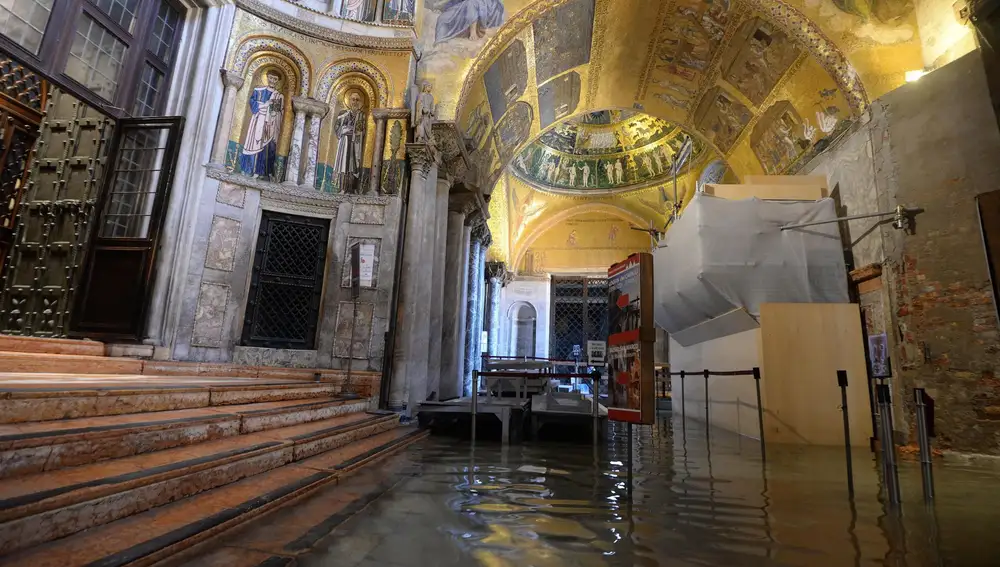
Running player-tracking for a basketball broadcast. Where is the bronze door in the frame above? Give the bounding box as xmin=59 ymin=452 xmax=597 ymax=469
xmin=71 ymin=117 xmax=183 ymax=340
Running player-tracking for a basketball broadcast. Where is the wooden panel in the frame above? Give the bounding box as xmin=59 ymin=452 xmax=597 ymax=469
xmin=758 ymin=303 xmax=872 ymax=446
xmin=704 ymin=183 xmax=826 ymax=201
xmin=745 ymin=174 xmax=829 ymax=192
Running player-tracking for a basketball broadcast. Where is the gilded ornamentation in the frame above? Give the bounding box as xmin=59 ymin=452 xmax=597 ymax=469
xmin=231 ymin=36 xmax=312 ymax=95
xmin=316 ymin=58 xmax=391 ymax=107
xmin=236 ymin=0 xmax=416 ymax=48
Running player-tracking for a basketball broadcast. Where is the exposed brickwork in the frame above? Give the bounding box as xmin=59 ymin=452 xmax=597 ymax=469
xmin=880 ymin=50 xmax=1000 ymax=454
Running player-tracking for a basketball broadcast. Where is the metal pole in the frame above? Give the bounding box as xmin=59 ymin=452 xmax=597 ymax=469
xmin=877 ymin=385 xmax=901 ymax=505
xmin=838 ymin=370 xmax=855 ymax=497
xmin=914 ymin=388 xmax=935 ymax=502
xmin=345 ymin=298 xmax=358 ymax=395
xmin=680 ymin=370 xmax=686 ymax=424
xmin=591 ymin=369 xmax=600 ymax=446
xmin=780 ymin=210 xmax=897 ymax=231
xmin=703 ymin=369 xmax=710 ymax=430
xmin=753 ymin=367 xmax=765 ymax=463
xmin=471 ymin=370 xmax=479 ymax=442
xmin=627 ymin=423 xmax=633 ymax=499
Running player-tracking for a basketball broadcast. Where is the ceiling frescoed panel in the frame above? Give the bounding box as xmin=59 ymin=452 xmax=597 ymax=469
xmin=512 ymin=109 xmax=711 ymax=194
xmin=420 ymin=0 xmax=964 ymax=272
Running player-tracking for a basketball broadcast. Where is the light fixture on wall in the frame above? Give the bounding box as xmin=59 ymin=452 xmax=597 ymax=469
xmin=905 ymin=69 xmax=928 ymax=82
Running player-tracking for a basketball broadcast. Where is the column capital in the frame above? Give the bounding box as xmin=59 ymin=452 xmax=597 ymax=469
xmin=220 ymin=68 xmax=244 ymax=90
xmin=373 ymin=107 xmax=411 ymax=120
xmin=406 ymin=143 xmax=440 ymax=176
xmin=292 ymin=96 xmax=330 ymax=117
xmin=471 ymin=222 xmax=492 ymax=248
xmin=486 ymin=261 xmax=513 ymax=286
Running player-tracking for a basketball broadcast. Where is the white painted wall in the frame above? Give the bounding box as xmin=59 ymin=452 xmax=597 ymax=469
xmin=499 ymin=277 xmax=550 ymax=359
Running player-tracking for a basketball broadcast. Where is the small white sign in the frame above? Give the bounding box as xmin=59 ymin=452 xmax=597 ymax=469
xmin=587 ymin=340 xmax=607 ymax=365
xmin=359 ymin=243 xmax=376 ymax=287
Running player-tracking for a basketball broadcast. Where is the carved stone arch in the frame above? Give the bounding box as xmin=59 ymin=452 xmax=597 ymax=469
xmin=316 ymin=58 xmax=390 ymax=108
xmin=232 ymin=36 xmax=312 ymax=96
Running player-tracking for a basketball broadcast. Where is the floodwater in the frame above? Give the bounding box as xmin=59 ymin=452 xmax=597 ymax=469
xmin=298 ymin=414 xmax=1000 ymax=567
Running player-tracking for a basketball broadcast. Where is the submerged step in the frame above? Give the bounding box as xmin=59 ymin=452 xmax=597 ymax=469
xmin=0 ymin=412 xmax=400 ymax=555
xmin=0 ymin=427 xmax=425 ymax=567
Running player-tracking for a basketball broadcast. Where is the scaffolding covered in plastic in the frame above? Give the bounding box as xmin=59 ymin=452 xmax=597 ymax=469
xmin=653 ymin=193 xmax=849 ymax=345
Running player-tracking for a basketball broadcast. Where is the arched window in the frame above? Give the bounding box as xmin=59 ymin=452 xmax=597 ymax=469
xmin=510 ymin=302 xmax=537 ymax=358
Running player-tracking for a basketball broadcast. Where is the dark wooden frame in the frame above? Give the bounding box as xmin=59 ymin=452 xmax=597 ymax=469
xmin=70 ymin=116 xmax=185 ymax=340
xmin=0 ymin=0 xmax=186 ymax=119
xmin=977 ymin=190 xmax=1000 ymax=328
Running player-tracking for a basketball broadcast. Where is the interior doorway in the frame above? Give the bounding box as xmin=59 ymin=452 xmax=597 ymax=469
xmin=509 ymin=302 xmax=537 ymax=357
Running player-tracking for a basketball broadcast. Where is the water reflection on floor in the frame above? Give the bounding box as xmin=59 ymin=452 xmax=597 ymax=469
xmin=299 ymin=413 xmax=1000 ymax=567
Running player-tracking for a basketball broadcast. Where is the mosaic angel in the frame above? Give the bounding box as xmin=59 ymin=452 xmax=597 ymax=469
xmin=239 ymin=71 xmax=284 ymax=180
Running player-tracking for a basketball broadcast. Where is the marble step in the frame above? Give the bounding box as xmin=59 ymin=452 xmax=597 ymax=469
xmin=0 ymin=351 xmax=144 ymax=374
xmin=0 ymin=412 xmax=401 ymax=555
xmin=0 ymin=336 xmax=105 ymax=357
xmin=0 ymin=397 xmax=370 ymax=478
xmin=0 ymin=427 xmax=427 ymax=567
xmin=0 ymin=381 xmax=342 ymax=424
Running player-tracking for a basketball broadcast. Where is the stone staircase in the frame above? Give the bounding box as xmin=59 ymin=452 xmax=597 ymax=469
xmin=0 ymin=335 xmax=423 ymax=566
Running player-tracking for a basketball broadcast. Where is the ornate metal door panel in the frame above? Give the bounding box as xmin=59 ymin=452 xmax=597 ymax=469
xmin=241 ymin=211 xmax=330 ymax=350
xmin=549 ymin=276 xmax=609 ymax=366
xmin=0 ymin=52 xmax=47 ymax=276
xmin=0 ymin=86 xmax=114 ymax=336
xmin=71 ymin=118 xmax=184 ymax=339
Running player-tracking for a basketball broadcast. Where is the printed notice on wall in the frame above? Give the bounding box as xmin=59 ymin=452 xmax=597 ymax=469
xmin=359 ymin=243 xmax=376 ymax=288
xmin=607 ymin=253 xmax=655 ymax=425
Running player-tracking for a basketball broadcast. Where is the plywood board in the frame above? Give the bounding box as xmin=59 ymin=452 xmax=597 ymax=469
xmin=704 ymin=183 xmax=826 ymax=201
xmin=745 ymin=175 xmax=830 ymax=192
xmin=758 ymin=303 xmax=872 ymax=446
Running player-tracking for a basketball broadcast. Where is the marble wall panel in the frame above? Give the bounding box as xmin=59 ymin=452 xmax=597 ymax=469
xmin=192 ymin=282 xmax=231 ymax=347
xmin=205 ymin=216 xmax=241 ymax=271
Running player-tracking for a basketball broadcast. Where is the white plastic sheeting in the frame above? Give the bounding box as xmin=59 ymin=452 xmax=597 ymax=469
xmin=653 ymin=193 xmax=849 ymax=342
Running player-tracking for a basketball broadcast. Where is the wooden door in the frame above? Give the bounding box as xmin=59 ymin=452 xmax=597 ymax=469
xmin=71 ymin=117 xmax=184 ymax=340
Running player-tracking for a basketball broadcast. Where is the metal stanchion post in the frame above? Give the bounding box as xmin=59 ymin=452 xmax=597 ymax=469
xmin=680 ymin=370 xmax=686 ymax=424
xmin=914 ymin=388 xmax=935 ymax=502
xmin=703 ymin=369 xmax=710 ymax=440
xmin=838 ymin=370 xmax=855 ymax=497
xmin=876 ymin=384 xmax=901 ymax=505
xmin=627 ymin=422 xmax=633 ymax=499
xmin=591 ymin=369 xmax=600 ymax=446
xmin=753 ymin=367 xmax=765 ymax=463
xmin=471 ymin=370 xmax=479 ymax=443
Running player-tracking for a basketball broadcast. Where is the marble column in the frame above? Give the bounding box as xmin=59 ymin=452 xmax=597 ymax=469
xmin=369 ymin=113 xmax=388 ymax=194
xmin=425 ymin=175 xmax=450 ymax=401
xmin=391 ymin=144 xmax=438 ymax=414
xmin=210 ymin=69 xmax=244 ymax=166
xmin=441 ymin=205 xmax=472 ymax=400
xmin=463 ymin=227 xmax=490 ymax=396
xmin=282 ymin=98 xmax=309 ymax=185
xmin=455 ymin=223 xmax=473 ymax=394
xmin=485 ymin=273 xmax=502 ymax=356
xmin=300 ymin=100 xmax=329 ymax=189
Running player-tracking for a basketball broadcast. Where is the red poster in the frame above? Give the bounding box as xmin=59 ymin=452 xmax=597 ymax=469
xmin=606 ymin=253 xmax=654 ymax=424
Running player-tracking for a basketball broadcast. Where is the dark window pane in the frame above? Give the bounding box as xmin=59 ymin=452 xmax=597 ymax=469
xmin=132 ymin=63 xmax=163 ymax=116
xmin=65 ymin=14 xmax=127 ymax=100
xmin=147 ymin=1 xmax=180 ymax=63
xmin=92 ymin=0 xmax=140 ymax=33
xmin=0 ymin=0 xmax=54 ymax=54
xmin=101 ymin=127 xmax=168 ymax=238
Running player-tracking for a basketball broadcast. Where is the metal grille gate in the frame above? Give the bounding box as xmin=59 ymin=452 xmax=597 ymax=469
xmin=241 ymin=211 xmax=329 ymax=350
xmin=549 ymin=276 xmax=609 ymax=367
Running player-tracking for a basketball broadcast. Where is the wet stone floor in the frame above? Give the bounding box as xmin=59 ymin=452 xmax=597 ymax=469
xmin=196 ymin=413 xmax=1000 ymax=567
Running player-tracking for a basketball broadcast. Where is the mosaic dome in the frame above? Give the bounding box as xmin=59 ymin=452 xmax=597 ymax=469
xmin=510 ymin=110 xmax=706 ymax=194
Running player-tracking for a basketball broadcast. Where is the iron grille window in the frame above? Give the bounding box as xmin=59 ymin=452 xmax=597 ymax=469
xmin=549 ymin=276 xmax=609 ymax=370
xmin=241 ymin=211 xmax=330 ymax=350
xmin=0 ymin=0 xmax=184 ymax=118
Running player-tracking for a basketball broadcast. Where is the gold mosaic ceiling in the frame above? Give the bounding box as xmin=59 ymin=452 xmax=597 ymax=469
xmin=511 ymin=109 xmax=710 ymax=194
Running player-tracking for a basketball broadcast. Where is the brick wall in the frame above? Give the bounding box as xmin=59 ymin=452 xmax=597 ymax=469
xmin=805 ymin=49 xmax=1000 ymax=454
